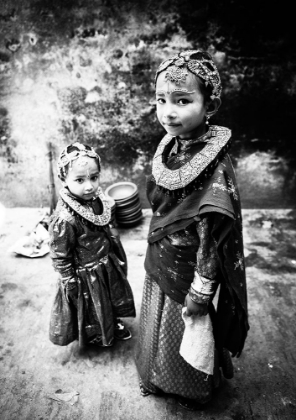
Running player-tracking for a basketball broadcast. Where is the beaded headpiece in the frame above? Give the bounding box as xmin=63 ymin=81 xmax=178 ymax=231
xmin=57 ymin=142 xmax=101 ymax=180
xmin=155 ymin=49 xmax=222 ymax=99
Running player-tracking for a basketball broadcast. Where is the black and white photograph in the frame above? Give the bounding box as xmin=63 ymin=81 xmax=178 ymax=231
xmin=0 ymin=1 xmax=295 ymax=419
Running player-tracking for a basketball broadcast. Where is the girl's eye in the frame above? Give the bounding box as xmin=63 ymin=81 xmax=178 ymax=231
xmin=178 ymin=98 xmax=190 ymax=105
xmin=91 ymin=176 xmax=98 ymax=182
xmin=156 ymin=98 xmax=165 ymax=104
xmin=76 ymin=178 xmax=84 ymax=184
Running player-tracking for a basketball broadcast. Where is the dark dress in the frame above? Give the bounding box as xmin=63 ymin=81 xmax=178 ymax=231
xmin=49 ymin=186 xmax=135 ymax=347
xmin=135 ymin=125 xmax=249 ymax=403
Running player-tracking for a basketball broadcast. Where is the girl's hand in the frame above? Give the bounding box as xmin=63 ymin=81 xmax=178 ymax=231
xmin=66 ymin=282 xmax=78 ymax=301
xmin=110 ymin=226 xmax=119 ymax=238
xmin=184 ymin=293 xmax=208 ymax=317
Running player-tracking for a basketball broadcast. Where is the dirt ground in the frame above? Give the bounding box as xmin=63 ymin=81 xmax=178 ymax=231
xmin=0 ymin=207 xmax=296 ymax=420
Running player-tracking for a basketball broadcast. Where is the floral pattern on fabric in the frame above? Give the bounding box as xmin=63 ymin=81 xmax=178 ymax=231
xmin=234 ymin=252 xmax=244 ymax=271
xmin=212 ymin=174 xmax=238 ymax=201
xmin=135 ymin=275 xmax=220 ymax=402
xmin=195 ymin=217 xmax=219 ymax=280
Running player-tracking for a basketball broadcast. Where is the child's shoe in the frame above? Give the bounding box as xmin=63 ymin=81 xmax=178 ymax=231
xmin=114 ymin=319 xmax=132 ymax=340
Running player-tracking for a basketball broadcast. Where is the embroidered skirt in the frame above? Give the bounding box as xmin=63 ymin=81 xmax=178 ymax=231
xmin=135 ymin=274 xmax=219 ymax=402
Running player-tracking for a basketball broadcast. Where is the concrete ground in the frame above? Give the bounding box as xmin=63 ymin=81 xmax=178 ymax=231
xmin=0 ymin=207 xmax=296 ymax=420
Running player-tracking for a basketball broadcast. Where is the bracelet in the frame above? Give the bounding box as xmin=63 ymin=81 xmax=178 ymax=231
xmin=191 ymin=271 xmax=217 ymax=295
xmin=189 ymin=287 xmax=211 ymax=305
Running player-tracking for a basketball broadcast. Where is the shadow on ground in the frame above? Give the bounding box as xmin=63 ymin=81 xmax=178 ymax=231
xmin=0 ymin=208 xmax=296 ymax=419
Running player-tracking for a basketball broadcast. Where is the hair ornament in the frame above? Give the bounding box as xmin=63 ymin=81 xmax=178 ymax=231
xmin=164 ymin=65 xmax=188 ymax=85
xmin=155 ymin=49 xmax=222 ymax=99
xmin=57 ymin=142 xmax=101 ymax=179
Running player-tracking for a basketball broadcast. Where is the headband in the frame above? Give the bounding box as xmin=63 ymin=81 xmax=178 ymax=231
xmin=57 ymin=142 xmax=101 ymax=178
xmin=155 ymin=49 xmax=222 ymax=99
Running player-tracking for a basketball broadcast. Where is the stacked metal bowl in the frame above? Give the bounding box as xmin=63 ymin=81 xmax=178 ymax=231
xmin=105 ymin=182 xmax=143 ymax=227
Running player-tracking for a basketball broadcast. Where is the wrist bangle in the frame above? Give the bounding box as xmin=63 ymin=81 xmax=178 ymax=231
xmin=189 ymin=287 xmax=211 ymax=305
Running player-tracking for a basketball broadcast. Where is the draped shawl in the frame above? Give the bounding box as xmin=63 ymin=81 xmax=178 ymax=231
xmin=144 ymin=126 xmax=249 ymax=356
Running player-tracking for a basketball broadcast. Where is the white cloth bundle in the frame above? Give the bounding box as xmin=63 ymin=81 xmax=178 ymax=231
xmin=179 ymin=307 xmax=215 ymax=375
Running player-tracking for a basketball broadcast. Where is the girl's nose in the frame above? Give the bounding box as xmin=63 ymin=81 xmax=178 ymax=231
xmin=164 ymin=105 xmax=177 ymax=119
xmin=85 ymin=180 xmax=93 ymax=191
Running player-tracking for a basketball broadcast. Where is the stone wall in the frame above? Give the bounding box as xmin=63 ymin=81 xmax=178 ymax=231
xmin=1 ymin=0 xmax=295 ymax=208
xmin=0 ymin=0 xmax=193 ymax=206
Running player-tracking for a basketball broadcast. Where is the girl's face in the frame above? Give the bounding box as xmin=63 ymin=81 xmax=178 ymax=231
xmin=156 ymin=70 xmax=208 ymax=139
xmin=64 ymin=156 xmax=100 ymax=201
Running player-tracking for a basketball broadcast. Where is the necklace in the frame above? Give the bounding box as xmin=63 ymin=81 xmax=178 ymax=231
xmin=152 ymin=125 xmax=231 ymax=191
xmin=60 ymin=186 xmax=111 ymax=226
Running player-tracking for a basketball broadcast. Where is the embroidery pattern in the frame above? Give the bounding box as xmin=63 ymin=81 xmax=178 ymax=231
xmin=60 ymin=187 xmax=111 ymax=226
xmin=152 ymin=125 xmax=231 ymax=190
xmin=212 ymin=175 xmax=238 ymax=200
xmin=234 ymin=252 xmax=244 ymax=271
xmin=227 ymin=177 xmax=238 ymax=200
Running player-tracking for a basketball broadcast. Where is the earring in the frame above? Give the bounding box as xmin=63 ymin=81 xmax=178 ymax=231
xmin=205 ymin=114 xmax=210 ymax=125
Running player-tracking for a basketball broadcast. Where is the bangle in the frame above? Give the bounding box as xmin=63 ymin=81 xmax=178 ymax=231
xmin=189 ymin=287 xmax=211 ymax=305
xmin=191 ymin=271 xmax=217 ymax=295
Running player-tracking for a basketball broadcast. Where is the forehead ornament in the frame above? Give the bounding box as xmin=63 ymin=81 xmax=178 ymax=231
xmin=164 ymin=65 xmax=188 ymax=85
xmin=156 ymin=49 xmax=222 ymax=99
xmin=58 ymin=142 xmax=100 ymax=170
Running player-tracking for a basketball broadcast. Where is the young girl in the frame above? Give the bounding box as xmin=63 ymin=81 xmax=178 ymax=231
xmin=49 ymin=142 xmax=135 ymax=348
xmin=135 ymin=50 xmax=249 ymax=410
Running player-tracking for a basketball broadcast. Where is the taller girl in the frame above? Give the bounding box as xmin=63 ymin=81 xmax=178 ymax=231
xmin=135 ymin=50 xmax=249 ymax=410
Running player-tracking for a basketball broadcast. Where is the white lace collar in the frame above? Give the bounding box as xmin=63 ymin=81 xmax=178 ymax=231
xmin=60 ymin=186 xmax=111 ymax=226
xmin=152 ymin=125 xmax=231 ymax=190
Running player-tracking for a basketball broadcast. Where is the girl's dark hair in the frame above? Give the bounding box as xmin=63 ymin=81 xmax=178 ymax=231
xmin=194 ymin=75 xmax=213 ymax=105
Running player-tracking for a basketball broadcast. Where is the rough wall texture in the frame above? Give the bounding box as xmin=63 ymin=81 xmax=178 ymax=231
xmin=0 ymin=0 xmax=295 ymax=208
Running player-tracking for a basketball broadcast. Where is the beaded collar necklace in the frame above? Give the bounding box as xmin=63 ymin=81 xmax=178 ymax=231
xmin=60 ymin=186 xmax=111 ymax=226
xmin=152 ymin=125 xmax=231 ymax=191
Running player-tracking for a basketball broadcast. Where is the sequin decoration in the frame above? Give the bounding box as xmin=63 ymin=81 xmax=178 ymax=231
xmin=60 ymin=186 xmax=111 ymax=226
xmin=234 ymin=252 xmax=244 ymax=271
xmin=152 ymin=125 xmax=231 ymax=191
xmin=164 ymin=65 xmax=188 ymax=85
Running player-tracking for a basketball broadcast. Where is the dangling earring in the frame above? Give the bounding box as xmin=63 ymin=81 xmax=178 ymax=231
xmin=205 ymin=114 xmax=210 ymax=125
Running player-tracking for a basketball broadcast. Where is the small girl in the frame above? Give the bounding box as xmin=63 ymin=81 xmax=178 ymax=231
xmin=49 ymin=142 xmax=135 ymax=348
xmin=135 ymin=50 xmax=249 ymax=410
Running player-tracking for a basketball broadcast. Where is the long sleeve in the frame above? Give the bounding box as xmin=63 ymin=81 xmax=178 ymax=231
xmin=189 ymin=216 xmax=220 ymax=304
xmin=49 ymin=217 xmax=77 ymax=284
